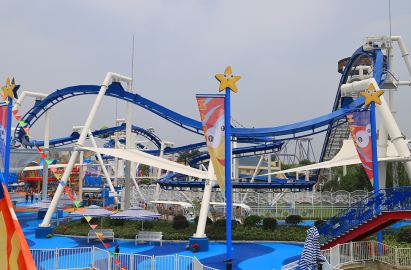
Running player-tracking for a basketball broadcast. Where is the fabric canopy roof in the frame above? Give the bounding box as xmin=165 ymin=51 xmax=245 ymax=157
xmin=262 ymin=140 xmax=411 ymax=176
xmin=79 ymin=147 xmax=209 ymax=179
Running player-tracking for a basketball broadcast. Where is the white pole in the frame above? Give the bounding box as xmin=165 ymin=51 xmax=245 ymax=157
xmin=377 ymin=96 xmax=411 ymax=178
xmin=391 ymin=36 xmax=411 ymax=76
xmin=267 ymin=154 xmax=272 ymax=183
xmin=124 ymin=81 xmax=133 ymax=209
xmin=41 ymin=111 xmax=50 ymax=201
xmin=341 ymin=78 xmax=411 ymax=179
xmin=241 ymin=155 xmax=264 ymax=204
xmin=88 ymin=131 xmax=118 ymax=204
xmin=40 ymin=72 xmax=131 ymax=227
xmin=131 ymin=163 xmax=145 ymax=201
xmin=154 ymin=142 xmax=165 ymax=201
xmin=78 ymin=150 xmax=84 ymax=202
xmin=194 ymin=163 xmax=214 ymax=238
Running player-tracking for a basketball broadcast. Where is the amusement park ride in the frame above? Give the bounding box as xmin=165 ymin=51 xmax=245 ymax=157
xmin=5 ymin=36 xmax=411 ymax=262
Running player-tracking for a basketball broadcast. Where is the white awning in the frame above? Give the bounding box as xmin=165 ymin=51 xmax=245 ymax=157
xmin=149 ymin=200 xmax=193 ymax=208
xmin=79 ymin=147 xmax=208 ymax=179
xmin=262 ymin=140 xmax=411 ymax=176
xmin=23 ymin=163 xmax=82 ymax=171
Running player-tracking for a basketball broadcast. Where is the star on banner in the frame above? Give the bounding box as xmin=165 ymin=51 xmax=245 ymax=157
xmin=215 ymin=66 xmax=241 ymax=93
xmin=1 ymin=77 xmax=20 ymax=100
xmin=360 ymin=83 xmax=384 ymax=107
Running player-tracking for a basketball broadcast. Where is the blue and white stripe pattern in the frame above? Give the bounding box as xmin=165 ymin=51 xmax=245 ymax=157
xmin=297 ymin=226 xmax=321 ymax=270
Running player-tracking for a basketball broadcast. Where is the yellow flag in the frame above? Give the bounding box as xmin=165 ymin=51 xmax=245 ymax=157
xmin=84 ymin=216 xmax=92 ymax=223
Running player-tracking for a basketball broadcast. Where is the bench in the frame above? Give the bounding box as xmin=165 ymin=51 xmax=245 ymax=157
xmin=87 ymin=229 xmax=114 ymax=243
xmin=135 ymin=231 xmax=163 ymax=246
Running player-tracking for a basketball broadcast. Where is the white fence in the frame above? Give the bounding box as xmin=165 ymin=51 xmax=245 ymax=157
xmin=31 ymin=247 xmax=218 ymax=270
xmin=282 ymin=240 xmax=411 ymax=270
xmin=131 ymin=186 xmax=370 ymax=208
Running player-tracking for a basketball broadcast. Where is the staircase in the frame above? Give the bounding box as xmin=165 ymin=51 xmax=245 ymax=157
xmin=317 ymin=187 xmax=411 ymax=250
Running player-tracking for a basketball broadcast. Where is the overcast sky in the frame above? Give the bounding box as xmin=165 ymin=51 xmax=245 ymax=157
xmin=1 ymin=0 xmax=410 ymax=159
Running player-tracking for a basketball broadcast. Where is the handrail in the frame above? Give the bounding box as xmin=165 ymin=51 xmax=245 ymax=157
xmin=317 ymin=187 xmax=411 ymax=245
xmin=283 ymin=240 xmax=411 ymax=270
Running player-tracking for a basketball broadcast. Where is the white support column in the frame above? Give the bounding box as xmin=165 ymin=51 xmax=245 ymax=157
xmin=78 ymin=150 xmax=84 ymax=202
xmin=241 ymin=155 xmax=264 ymax=204
xmin=232 ymin=141 xmax=239 ymax=180
xmin=40 ymin=72 xmax=131 ymax=227
xmin=267 ymin=154 xmax=272 ymax=183
xmin=194 ymin=163 xmax=214 ymax=238
xmin=342 ymin=78 xmax=411 ymax=181
xmin=154 ymin=143 xmax=165 ymax=201
xmin=124 ymin=81 xmax=133 ymax=209
xmin=41 ymin=110 xmax=50 ymax=201
xmin=88 ymin=131 xmax=118 ymax=204
xmin=377 ymin=96 xmax=411 ymax=179
xmin=131 ymin=162 xmax=145 ymax=201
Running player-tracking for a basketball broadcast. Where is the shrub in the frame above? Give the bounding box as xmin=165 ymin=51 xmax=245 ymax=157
xmin=214 ymin=219 xmax=226 ymax=228
xmin=285 ymin=215 xmax=302 ymax=225
xmin=314 ymin=219 xmax=325 ymax=227
xmin=109 ymin=218 xmax=125 ymax=226
xmin=244 ymin=215 xmax=261 ymax=227
xmin=172 ymin=215 xmax=189 ymax=230
xmin=397 ymin=226 xmax=411 ymax=243
xmin=143 ymin=221 xmax=154 ymax=229
xmin=212 ymin=219 xmax=237 ymax=229
xmin=262 ymin=217 xmax=277 ymax=230
xmin=194 ymin=216 xmax=213 ymax=225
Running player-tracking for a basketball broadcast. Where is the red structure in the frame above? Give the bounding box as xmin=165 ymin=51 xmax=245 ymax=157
xmin=321 ymin=211 xmax=411 ymax=250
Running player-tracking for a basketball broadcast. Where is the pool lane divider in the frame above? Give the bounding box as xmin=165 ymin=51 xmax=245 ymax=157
xmin=2 ymin=80 xmax=128 ymax=270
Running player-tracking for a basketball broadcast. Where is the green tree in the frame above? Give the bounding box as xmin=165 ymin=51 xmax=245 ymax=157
xmin=323 ymin=165 xmax=372 ymax=192
xmin=176 ymin=149 xmax=201 ymax=165
xmin=386 ymin=162 xmax=410 ymax=187
xmin=97 ymin=125 xmax=110 ymax=139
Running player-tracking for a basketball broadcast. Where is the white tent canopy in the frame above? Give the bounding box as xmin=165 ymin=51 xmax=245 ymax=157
xmin=262 ymin=139 xmax=411 ymax=176
xmin=79 ymin=147 xmax=209 ymax=179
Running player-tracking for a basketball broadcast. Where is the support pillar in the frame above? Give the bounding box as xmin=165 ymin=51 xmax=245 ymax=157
xmin=39 ymin=72 xmax=131 ymax=230
xmin=124 ymin=85 xmax=133 ymax=210
xmin=41 ymin=111 xmax=50 ymax=201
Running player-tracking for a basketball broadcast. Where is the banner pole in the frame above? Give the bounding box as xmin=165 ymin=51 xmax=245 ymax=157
xmin=370 ymin=102 xmax=382 ymax=244
xmin=4 ymin=97 xmax=13 ymax=187
xmin=225 ymin=88 xmax=232 ymax=262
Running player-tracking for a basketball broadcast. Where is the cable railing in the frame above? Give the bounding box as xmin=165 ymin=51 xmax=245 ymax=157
xmin=30 ymin=246 xmax=218 ymax=270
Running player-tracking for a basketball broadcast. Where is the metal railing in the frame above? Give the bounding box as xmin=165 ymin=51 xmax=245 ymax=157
xmin=31 ymin=247 xmax=218 ymax=270
xmin=248 ymin=205 xmax=348 ymax=219
xmin=282 ymin=240 xmax=411 ymax=270
xmin=317 ymin=187 xmax=411 ymax=245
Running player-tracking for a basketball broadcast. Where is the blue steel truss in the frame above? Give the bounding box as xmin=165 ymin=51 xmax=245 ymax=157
xmin=15 ymin=46 xmax=384 ymax=147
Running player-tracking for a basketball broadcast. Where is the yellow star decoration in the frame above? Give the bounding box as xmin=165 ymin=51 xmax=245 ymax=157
xmin=359 ymin=83 xmax=384 ymax=107
xmin=215 ymin=66 xmax=241 ymax=93
xmin=1 ymin=77 xmax=18 ymax=100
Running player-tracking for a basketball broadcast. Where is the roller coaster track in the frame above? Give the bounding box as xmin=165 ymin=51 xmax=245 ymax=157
xmin=14 ymin=48 xmax=384 ymax=173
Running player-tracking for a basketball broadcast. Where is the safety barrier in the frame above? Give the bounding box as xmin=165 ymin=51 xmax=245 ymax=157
xmin=282 ymin=240 xmax=411 ymax=270
xmin=317 ymin=187 xmax=411 ymax=246
xmin=31 ymin=246 xmax=218 ymax=270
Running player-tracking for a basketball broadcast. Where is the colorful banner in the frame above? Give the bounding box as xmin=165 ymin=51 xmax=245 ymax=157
xmin=0 ymin=180 xmax=36 ymax=270
xmin=196 ymin=95 xmax=226 ymax=191
xmin=347 ymin=111 xmax=373 ymax=181
xmin=0 ymin=105 xmax=8 ymax=169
